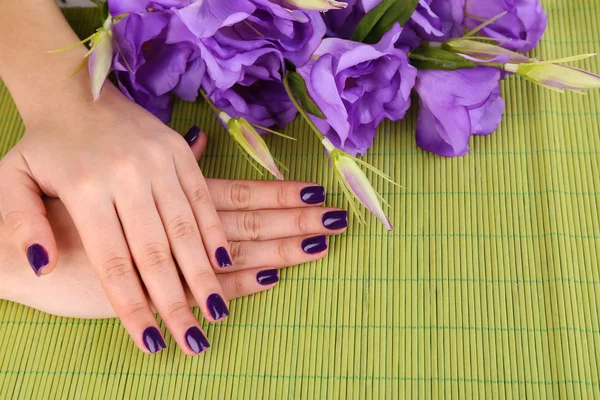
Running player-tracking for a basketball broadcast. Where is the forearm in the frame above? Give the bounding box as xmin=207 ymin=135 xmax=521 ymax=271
xmin=0 ymin=0 xmax=94 ymax=126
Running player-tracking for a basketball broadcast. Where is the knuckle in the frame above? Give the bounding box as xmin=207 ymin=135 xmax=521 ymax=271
xmin=166 ymin=216 xmax=197 ymax=241
xmin=189 ymin=186 xmax=211 ymax=207
xmin=3 ymin=210 xmax=29 ymax=233
xmin=240 ymin=211 xmax=261 ymax=241
xmin=277 ymin=240 xmax=293 ymax=264
xmin=232 ymin=273 xmax=246 ymax=291
xmin=295 ymin=209 xmax=310 ymax=234
xmin=228 ymin=183 xmax=251 ymax=209
xmin=146 ymin=141 xmax=172 ymax=164
xmin=188 ymin=268 xmax=216 ymax=289
xmin=167 ymin=300 xmax=190 ymax=320
xmin=139 ymin=242 xmax=173 ymax=274
xmin=111 ymin=153 xmax=141 ymax=175
xmin=73 ymin=176 xmax=104 ymax=199
xmin=276 ymin=184 xmax=288 ymax=208
xmin=228 ymin=242 xmax=247 ymax=266
xmin=122 ymin=300 xmax=148 ymax=319
xmin=101 ymin=255 xmax=134 ymax=281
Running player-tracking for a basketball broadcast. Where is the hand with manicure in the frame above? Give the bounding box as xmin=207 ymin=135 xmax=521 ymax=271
xmin=0 ymin=132 xmax=348 ymax=355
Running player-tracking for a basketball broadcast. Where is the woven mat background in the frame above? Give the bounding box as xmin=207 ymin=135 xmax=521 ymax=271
xmin=1 ymin=2 xmax=600 ymax=398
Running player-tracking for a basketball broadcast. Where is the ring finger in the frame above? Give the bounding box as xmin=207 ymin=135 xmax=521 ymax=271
xmin=226 ymin=235 xmax=331 ymax=271
xmin=152 ymin=171 xmax=229 ymax=324
xmin=116 ymin=187 xmax=209 ymax=356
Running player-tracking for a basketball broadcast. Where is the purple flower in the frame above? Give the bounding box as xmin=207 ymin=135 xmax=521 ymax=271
xmin=407 ymin=0 xmax=465 ymax=42
xmin=464 ymin=0 xmax=547 ymax=53
xmin=415 ymin=67 xmax=504 ymax=157
xmin=111 ymin=10 xmax=206 ymax=122
xmin=297 ymin=25 xmax=417 ymax=155
xmin=207 ymin=80 xmax=298 ymax=129
xmin=177 ymin=0 xmax=326 ymax=74
xmin=324 ymin=0 xmax=463 ymax=43
xmin=109 ymin=0 xmax=193 ymax=15
xmin=322 ymin=0 xmax=380 ymax=39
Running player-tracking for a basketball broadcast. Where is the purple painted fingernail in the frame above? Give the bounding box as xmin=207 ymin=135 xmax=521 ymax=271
xmin=322 ymin=211 xmax=348 ymax=230
xmin=184 ymin=125 xmax=201 ymax=146
xmin=300 ymin=186 xmax=326 ymax=204
xmin=257 ymin=269 xmax=279 ymax=286
xmin=302 ymin=235 xmax=328 ymax=254
xmin=26 ymin=244 xmax=49 ymax=276
xmin=142 ymin=327 xmax=166 ymax=354
xmin=215 ymin=247 xmax=232 ymax=268
xmin=185 ymin=327 xmax=210 ymax=355
xmin=207 ymin=293 xmax=229 ymax=321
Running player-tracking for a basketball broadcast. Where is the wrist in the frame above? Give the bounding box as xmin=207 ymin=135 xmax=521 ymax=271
xmin=0 ymin=1 xmax=100 ymax=127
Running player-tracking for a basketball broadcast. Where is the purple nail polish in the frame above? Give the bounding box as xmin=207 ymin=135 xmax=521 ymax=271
xmin=184 ymin=125 xmax=201 ymax=146
xmin=257 ymin=269 xmax=279 ymax=286
xmin=142 ymin=327 xmax=166 ymax=354
xmin=322 ymin=211 xmax=348 ymax=230
xmin=207 ymin=293 xmax=229 ymax=321
xmin=26 ymin=244 xmax=49 ymax=276
xmin=185 ymin=327 xmax=210 ymax=354
xmin=302 ymin=236 xmax=328 ymax=254
xmin=300 ymin=186 xmax=326 ymax=205
xmin=215 ymin=247 xmax=232 ymax=268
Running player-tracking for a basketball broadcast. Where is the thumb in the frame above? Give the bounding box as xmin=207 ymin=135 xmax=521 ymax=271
xmin=184 ymin=125 xmax=207 ymax=162
xmin=0 ymin=153 xmax=58 ymax=276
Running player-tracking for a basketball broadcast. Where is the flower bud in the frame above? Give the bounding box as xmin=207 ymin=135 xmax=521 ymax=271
xmin=323 ymin=137 xmax=394 ymax=231
xmin=220 ymin=112 xmax=285 ymax=180
xmin=272 ymin=0 xmax=347 ymax=11
xmin=505 ymin=54 xmax=600 ymax=92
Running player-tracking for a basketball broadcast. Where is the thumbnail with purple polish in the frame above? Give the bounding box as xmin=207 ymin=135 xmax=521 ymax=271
xmin=184 ymin=125 xmax=201 ymax=146
xmin=26 ymin=244 xmax=49 ymax=276
xmin=215 ymin=247 xmax=232 ymax=268
xmin=302 ymin=236 xmax=328 ymax=254
xmin=185 ymin=327 xmax=210 ymax=354
xmin=322 ymin=211 xmax=348 ymax=230
xmin=207 ymin=293 xmax=229 ymax=320
xmin=300 ymin=186 xmax=326 ymax=204
xmin=142 ymin=327 xmax=166 ymax=354
xmin=257 ymin=269 xmax=279 ymax=285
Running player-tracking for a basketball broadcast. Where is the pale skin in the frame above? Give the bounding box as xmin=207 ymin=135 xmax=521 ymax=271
xmin=0 ymin=0 xmax=346 ymax=355
xmin=0 ymin=137 xmax=346 ymax=325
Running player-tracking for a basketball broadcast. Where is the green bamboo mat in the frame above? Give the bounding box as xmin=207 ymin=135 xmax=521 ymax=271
xmin=1 ymin=2 xmax=600 ymax=399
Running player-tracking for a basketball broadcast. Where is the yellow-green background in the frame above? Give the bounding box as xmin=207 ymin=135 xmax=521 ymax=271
xmin=1 ymin=2 xmax=600 ymax=398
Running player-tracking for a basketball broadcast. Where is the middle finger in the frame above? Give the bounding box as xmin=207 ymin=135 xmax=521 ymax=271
xmin=219 ymin=208 xmax=348 ymax=241
xmin=116 ymin=186 xmax=210 ymax=356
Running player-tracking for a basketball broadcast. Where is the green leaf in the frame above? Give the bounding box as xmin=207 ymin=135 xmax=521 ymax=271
xmin=409 ymin=46 xmax=477 ymax=71
xmin=287 ymin=71 xmax=326 ymax=120
xmin=352 ymin=0 xmax=419 ymax=44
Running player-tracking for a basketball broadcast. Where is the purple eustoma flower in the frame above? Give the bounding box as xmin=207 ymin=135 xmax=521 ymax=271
xmin=415 ymin=67 xmax=504 ymax=157
xmin=112 ymin=10 xmax=205 ymax=122
xmin=464 ymin=0 xmax=547 ymax=53
xmin=176 ymin=0 xmax=326 ymax=88
xmin=297 ymin=24 xmax=416 ymax=155
xmin=322 ymin=0 xmax=379 ymax=39
xmin=208 ymin=80 xmax=298 ymax=129
xmin=408 ymin=0 xmax=465 ymax=42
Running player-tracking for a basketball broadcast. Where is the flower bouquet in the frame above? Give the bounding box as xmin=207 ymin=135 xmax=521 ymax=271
xmin=55 ymin=0 xmax=600 ymax=230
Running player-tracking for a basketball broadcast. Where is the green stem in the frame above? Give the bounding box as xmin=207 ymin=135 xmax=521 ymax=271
xmin=476 ymin=62 xmax=507 ymax=69
xmin=283 ymin=74 xmax=325 ymax=141
xmin=199 ymin=89 xmax=223 ymax=117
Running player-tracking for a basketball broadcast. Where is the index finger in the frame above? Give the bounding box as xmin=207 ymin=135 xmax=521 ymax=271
xmin=206 ymin=180 xmax=326 ymax=211
xmin=64 ymin=196 xmax=165 ymax=354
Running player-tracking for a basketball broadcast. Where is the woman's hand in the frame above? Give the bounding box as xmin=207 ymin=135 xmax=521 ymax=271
xmin=0 ymin=132 xmax=348 ymax=355
xmin=0 ymin=83 xmax=239 ymax=355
